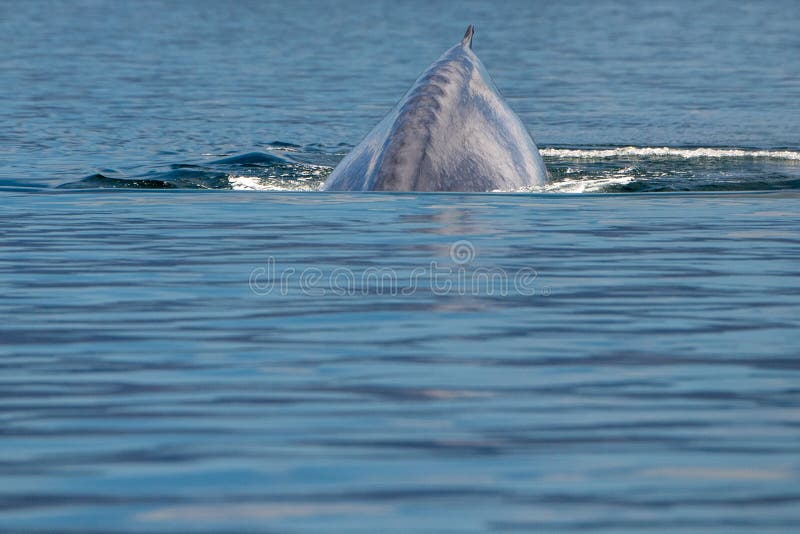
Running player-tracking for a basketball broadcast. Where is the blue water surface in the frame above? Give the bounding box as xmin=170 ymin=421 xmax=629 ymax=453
xmin=2 ymin=0 xmax=800 ymax=191
xmin=2 ymin=1 xmax=800 ymax=532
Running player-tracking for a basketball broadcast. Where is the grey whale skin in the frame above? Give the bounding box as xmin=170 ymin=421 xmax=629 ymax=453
xmin=321 ymin=26 xmax=549 ymax=192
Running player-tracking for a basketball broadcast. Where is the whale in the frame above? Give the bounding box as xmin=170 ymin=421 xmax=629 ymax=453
xmin=321 ymin=26 xmax=549 ymax=192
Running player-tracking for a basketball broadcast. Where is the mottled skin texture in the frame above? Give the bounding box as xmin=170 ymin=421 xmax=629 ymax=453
xmin=322 ymin=26 xmax=549 ymax=192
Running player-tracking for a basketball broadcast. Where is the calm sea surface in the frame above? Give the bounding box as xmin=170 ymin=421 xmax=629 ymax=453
xmin=2 ymin=0 xmax=800 ymax=532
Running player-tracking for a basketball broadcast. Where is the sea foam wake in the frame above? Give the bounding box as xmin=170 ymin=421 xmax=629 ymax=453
xmin=541 ymin=146 xmax=800 ymax=160
xmin=54 ymin=145 xmax=800 ymax=193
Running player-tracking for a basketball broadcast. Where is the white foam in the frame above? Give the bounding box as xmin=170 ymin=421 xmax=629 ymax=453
xmin=228 ymin=163 xmax=329 ymax=191
xmin=520 ymin=173 xmax=638 ymax=194
xmin=540 ymin=146 xmax=800 ymax=160
xmin=228 ymin=175 xmax=322 ymax=191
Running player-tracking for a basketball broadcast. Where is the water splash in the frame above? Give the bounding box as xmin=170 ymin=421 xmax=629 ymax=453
xmin=541 ymin=146 xmax=800 ymax=160
xmin=56 ymin=144 xmax=800 ymax=193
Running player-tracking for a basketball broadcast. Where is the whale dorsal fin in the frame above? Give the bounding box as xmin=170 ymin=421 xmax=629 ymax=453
xmin=461 ymin=25 xmax=474 ymax=49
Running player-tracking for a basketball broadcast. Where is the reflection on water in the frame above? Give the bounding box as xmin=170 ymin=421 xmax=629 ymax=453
xmin=1 ymin=191 xmax=799 ymax=532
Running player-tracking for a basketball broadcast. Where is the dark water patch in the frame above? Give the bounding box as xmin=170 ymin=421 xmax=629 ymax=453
xmin=542 ymin=148 xmax=800 ymax=193
xmin=604 ymin=176 xmax=800 ymax=193
xmin=211 ymin=151 xmax=288 ymax=166
xmin=0 ymin=492 xmax=181 ymax=511
xmin=491 ymin=518 xmax=800 ymax=531
xmin=57 ymin=173 xmax=179 ymax=190
xmin=56 ymin=148 xmax=329 ymax=190
xmin=267 ymin=140 xmax=302 ymax=150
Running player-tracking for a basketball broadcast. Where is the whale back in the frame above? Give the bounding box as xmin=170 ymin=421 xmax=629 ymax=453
xmin=322 ymin=26 xmax=549 ymax=192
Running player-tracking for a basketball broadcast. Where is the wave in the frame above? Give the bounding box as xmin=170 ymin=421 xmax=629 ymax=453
xmin=523 ymin=173 xmax=638 ymax=194
xmin=540 ymin=146 xmax=800 ymax=161
xmin=228 ymin=175 xmax=320 ymax=191
xmin=58 ymin=171 xmax=230 ymax=190
xmin=54 ymin=143 xmax=800 ymax=193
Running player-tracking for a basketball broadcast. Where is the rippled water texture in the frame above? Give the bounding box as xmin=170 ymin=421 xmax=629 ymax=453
xmin=2 ymin=191 xmax=800 ymax=532
xmin=2 ymin=0 xmax=800 ymax=532
xmin=2 ymin=0 xmax=800 ymax=192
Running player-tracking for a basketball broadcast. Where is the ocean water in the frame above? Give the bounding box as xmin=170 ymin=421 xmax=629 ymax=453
xmin=3 ymin=0 xmax=800 ymax=192
xmin=2 ymin=0 xmax=800 ymax=532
